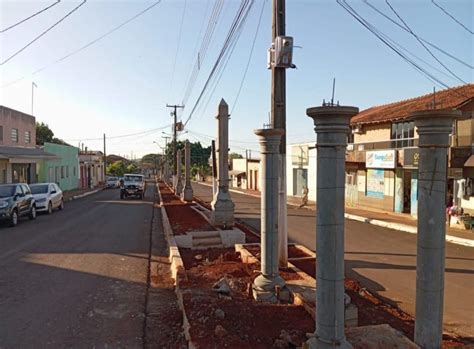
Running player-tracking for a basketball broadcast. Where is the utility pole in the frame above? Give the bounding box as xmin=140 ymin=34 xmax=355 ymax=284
xmin=103 ymin=133 xmax=107 ymax=179
xmin=271 ymin=0 xmax=288 ymax=267
xmin=166 ymin=104 xmax=185 ymax=175
xmin=31 ymin=82 xmax=37 ymax=116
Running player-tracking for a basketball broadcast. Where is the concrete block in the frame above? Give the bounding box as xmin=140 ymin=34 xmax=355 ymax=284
xmin=174 ymin=235 xmax=193 ymax=248
xmin=220 ymin=228 xmax=245 ymax=247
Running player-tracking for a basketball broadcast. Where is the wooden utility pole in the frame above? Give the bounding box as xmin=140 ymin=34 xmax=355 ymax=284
xmin=271 ymin=0 xmax=288 ymax=267
xmin=103 ymin=133 xmax=107 ymax=179
xmin=166 ymin=104 xmax=184 ymax=175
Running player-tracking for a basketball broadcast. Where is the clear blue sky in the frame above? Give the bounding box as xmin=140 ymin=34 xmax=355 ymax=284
xmin=1 ymin=0 xmax=472 ymax=158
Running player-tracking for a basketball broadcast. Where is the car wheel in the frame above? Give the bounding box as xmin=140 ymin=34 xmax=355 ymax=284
xmin=29 ymin=205 xmax=37 ymax=220
xmin=47 ymin=202 xmax=53 ymax=215
xmin=59 ymin=200 xmax=64 ymax=210
xmin=10 ymin=209 xmax=18 ymax=227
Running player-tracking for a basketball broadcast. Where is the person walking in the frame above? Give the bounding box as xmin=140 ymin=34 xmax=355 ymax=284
xmin=298 ymin=186 xmax=309 ymax=209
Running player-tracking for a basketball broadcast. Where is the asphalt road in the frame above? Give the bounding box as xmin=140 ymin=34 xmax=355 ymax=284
xmin=0 ymin=186 xmax=156 ymax=348
xmin=193 ymin=183 xmax=474 ymax=338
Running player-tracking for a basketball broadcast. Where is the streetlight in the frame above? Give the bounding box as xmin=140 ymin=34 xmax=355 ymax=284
xmin=31 ymin=82 xmax=37 ymax=116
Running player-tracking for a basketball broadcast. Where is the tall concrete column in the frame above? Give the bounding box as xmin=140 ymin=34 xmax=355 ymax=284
xmin=307 ymin=105 xmax=359 ymax=349
xmin=253 ymin=128 xmax=286 ymax=303
xmin=175 ymin=149 xmax=183 ymax=195
xmin=182 ymin=140 xmax=193 ymax=202
xmin=411 ymin=109 xmax=461 ymax=349
xmin=211 ymin=99 xmax=234 ymax=227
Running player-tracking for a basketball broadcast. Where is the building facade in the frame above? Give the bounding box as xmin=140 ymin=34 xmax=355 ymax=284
xmin=37 ymin=142 xmax=80 ymax=191
xmin=346 ymin=84 xmax=474 ymax=216
xmin=0 ymin=106 xmax=56 ymax=184
xmin=79 ymin=150 xmax=105 ymax=188
xmin=230 ymin=158 xmax=261 ymax=191
xmin=286 ymin=142 xmax=317 ymax=203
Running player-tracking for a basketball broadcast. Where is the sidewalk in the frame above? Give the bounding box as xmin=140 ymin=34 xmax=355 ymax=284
xmin=197 ymin=182 xmax=474 ymax=247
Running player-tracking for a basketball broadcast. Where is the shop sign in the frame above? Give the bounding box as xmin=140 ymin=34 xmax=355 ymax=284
xmin=448 ymin=168 xmax=463 ymax=179
xmin=403 ymin=148 xmax=419 ymax=168
xmin=366 ymin=150 xmax=396 ymax=169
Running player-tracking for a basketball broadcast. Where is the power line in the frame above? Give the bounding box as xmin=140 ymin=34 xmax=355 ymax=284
xmin=337 ymin=0 xmax=455 ymax=92
xmin=64 ymin=124 xmax=171 ymax=142
xmin=1 ymin=0 xmax=87 ymax=66
xmin=183 ymin=0 xmax=255 ymax=126
xmin=385 ymin=0 xmax=467 ymax=84
xmin=2 ymin=0 xmax=162 ymax=88
xmin=431 ymin=0 xmax=473 ymax=35
xmin=231 ymin=0 xmax=266 ymax=114
xmin=363 ymin=0 xmax=473 ymax=69
xmin=0 ymin=0 xmax=62 ymax=33
xmin=168 ymin=0 xmax=188 ymax=100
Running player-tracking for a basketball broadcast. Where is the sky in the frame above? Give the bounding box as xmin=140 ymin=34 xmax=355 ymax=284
xmin=0 ymin=0 xmax=472 ymax=159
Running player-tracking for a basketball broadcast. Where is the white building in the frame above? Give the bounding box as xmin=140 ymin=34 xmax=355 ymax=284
xmin=286 ymin=142 xmax=317 ymax=203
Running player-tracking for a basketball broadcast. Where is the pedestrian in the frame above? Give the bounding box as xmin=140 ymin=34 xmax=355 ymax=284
xmin=298 ymin=186 xmax=309 ymax=209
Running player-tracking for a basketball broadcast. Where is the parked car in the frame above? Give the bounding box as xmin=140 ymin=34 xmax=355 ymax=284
xmin=106 ymin=176 xmax=119 ymax=189
xmin=30 ymin=183 xmax=64 ymax=214
xmin=0 ymin=183 xmax=37 ymax=227
xmin=120 ymin=174 xmax=146 ymax=200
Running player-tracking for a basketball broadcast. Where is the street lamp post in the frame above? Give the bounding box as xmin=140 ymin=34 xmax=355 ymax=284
xmin=31 ymin=82 xmax=37 ymax=116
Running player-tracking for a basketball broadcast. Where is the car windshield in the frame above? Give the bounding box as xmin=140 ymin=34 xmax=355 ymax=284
xmin=30 ymin=185 xmax=49 ymax=194
xmin=0 ymin=185 xmax=16 ymax=198
xmin=124 ymin=175 xmax=143 ymax=182
xmin=107 ymin=177 xmax=118 ymax=182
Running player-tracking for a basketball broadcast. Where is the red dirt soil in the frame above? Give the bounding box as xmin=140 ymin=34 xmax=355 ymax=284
xmin=159 ymin=183 xmax=215 ymax=235
xmin=179 ymin=248 xmax=313 ymax=348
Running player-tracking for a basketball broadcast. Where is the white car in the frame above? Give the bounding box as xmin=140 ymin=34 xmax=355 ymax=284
xmin=30 ymin=183 xmax=64 ymax=214
xmin=106 ymin=176 xmax=119 ymax=189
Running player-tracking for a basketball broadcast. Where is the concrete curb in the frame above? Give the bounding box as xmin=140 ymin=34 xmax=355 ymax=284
xmin=345 ymin=213 xmax=474 ymax=248
xmin=67 ymin=188 xmax=103 ymax=202
xmin=155 ymin=182 xmax=196 ymax=349
xmin=195 ymin=181 xmax=474 ymax=248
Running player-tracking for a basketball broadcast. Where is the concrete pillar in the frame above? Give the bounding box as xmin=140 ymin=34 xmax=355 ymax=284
xmin=182 ymin=140 xmax=193 ymax=202
xmin=306 ymin=105 xmax=359 ymax=349
xmin=175 ymin=149 xmax=183 ymax=195
xmin=211 ymin=99 xmax=234 ymax=227
xmin=252 ymin=128 xmax=286 ymax=303
xmin=411 ymin=109 xmax=462 ymax=349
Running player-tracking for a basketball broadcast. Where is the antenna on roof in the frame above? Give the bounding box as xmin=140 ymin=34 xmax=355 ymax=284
xmin=331 ymin=77 xmax=336 ymax=106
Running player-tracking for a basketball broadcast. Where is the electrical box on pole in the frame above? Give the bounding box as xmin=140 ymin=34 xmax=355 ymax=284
xmin=267 ymin=36 xmax=296 ymax=69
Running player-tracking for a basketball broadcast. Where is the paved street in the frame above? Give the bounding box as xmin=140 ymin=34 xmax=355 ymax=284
xmin=0 ymin=186 xmax=156 ymax=348
xmin=193 ymin=182 xmax=474 ymax=338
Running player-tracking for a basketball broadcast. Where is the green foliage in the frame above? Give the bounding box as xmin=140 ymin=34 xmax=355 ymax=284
xmin=107 ymin=161 xmax=126 ymax=177
xmin=126 ymin=163 xmax=138 ymax=173
xmin=164 ymin=139 xmax=212 ymax=173
xmin=36 ymin=122 xmax=69 ymax=146
xmin=36 ymin=122 xmax=54 ymax=146
xmin=229 ymin=152 xmax=243 ymax=160
xmin=141 ymin=153 xmax=161 ymax=166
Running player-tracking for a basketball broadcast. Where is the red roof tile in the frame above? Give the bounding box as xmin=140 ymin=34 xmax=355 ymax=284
xmin=351 ymin=84 xmax=474 ymax=125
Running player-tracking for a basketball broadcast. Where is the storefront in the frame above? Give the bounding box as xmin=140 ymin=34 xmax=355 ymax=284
xmin=396 ymin=148 xmax=419 ymax=217
xmin=358 ymin=150 xmax=396 ymax=212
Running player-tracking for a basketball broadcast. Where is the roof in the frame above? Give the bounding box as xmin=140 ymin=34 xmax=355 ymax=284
xmin=0 ymin=146 xmax=58 ymax=159
xmin=351 ymin=84 xmax=474 ymax=125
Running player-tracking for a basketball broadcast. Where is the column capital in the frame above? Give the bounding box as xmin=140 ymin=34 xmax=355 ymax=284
xmin=306 ymin=106 xmax=359 ymax=134
xmin=410 ymin=109 xmax=462 ymax=148
xmin=254 ymin=128 xmax=284 ymax=154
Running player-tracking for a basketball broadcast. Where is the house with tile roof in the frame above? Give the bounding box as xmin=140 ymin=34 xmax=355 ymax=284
xmin=345 ymin=84 xmax=474 ymax=216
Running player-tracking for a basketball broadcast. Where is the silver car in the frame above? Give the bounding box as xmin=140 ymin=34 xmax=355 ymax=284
xmin=30 ymin=183 xmax=64 ymax=214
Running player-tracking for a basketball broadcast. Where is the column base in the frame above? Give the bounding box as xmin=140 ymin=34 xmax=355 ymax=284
xmin=181 ymin=187 xmax=193 ymax=202
xmin=252 ymin=274 xmax=289 ymax=303
xmin=211 ymin=190 xmax=234 ymax=227
xmin=175 ymin=179 xmax=183 ymax=196
xmin=305 ymin=336 xmax=353 ymax=349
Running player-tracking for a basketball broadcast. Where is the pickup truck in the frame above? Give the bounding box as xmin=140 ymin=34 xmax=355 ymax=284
xmin=120 ymin=174 xmax=146 ymax=200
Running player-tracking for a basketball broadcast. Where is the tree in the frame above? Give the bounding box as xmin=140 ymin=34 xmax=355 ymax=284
xmin=107 ymin=161 xmax=126 ymax=177
xmin=126 ymin=163 xmax=138 ymax=173
xmin=229 ymin=152 xmax=243 ymax=160
xmin=36 ymin=122 xmax=54 ymax=145
xmin=36 ymin=122 xmax=69 ymax=146
xmin=141 ymin=153 xmax=161 ymax=166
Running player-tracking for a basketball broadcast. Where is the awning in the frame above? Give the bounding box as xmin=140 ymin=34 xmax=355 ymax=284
xmin=229 ymin=170 xmax=245 ymax=176
xmin=464 ymin=155 xmax=474 ymax=167
xmin=0 ymin=146 xmax=58 ymax=160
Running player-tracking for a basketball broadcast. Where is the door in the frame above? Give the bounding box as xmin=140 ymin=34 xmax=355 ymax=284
xmin=403 ymin=171 xmax=412 ymax=213
xmin=254 ymin=170 xmax=258 ymax=191
xmin=293 ymin=168 xmax=308 ymax=197
xmin=345 ymin=172 xmax=358 ymax=206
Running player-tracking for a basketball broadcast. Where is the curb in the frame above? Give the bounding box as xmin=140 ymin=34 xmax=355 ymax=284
xmin=344 ymin=213 xmax=474 ymax=248
xmin=194 ymin=182 xmax=474 ymax=248
xmin=66 ymin=188 xmax=103 ymax=202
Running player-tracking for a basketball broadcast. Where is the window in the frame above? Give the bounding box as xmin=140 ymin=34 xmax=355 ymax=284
xmin=25 ymin=131 xmax=31 ymax=144
xmin=11 ymin=128 xmax=18 ymax=142
xmin=0 ymin=126 xmax=3 ymax=142
xmin=73 ymin=166 xmax=76 ymax=177
xmin=391 ymin=122 xmax=415 ymax=148
xmin=61 ymin=166 xmax=65 ymax=179
xmin=21 ymin=184 xmax=31 ymax=195
xmin=66 ymin=166 xmax=69 ymax=178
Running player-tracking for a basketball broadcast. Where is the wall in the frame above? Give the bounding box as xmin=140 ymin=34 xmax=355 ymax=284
xmin=38 ymin=143 xmax=80 ymax=191
xmin=354 ymin=122 xmax=391 ymax=144
xmin=0 ymin=106 xmax=36 ymax=148
xmin=357 ymin=168 xmax=395 ymax=211
xmin=286 ymin=143 xmax=317 ymax=202
xmin=0 ymin=160 xmax=7 ymax=184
